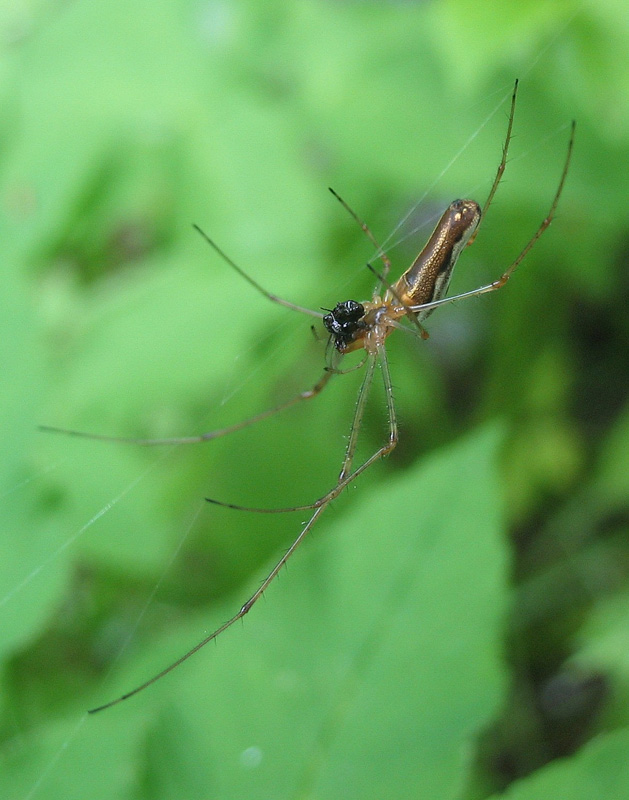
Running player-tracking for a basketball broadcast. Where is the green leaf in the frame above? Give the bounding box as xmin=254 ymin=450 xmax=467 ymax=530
xmin=76 ymin=425 xmax=509 ymax=800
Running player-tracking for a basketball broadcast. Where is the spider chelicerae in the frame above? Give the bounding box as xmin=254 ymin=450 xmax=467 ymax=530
xmin=42 ymin=81 xmax=575 ymax=712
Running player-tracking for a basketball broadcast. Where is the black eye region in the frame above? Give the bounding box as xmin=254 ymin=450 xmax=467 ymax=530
xmin=323 ymin=300 xmax=366 ymax=349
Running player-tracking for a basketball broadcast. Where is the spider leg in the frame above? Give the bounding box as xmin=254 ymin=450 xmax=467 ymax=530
xmin=39 ymin=369 xmax=335 ymax=446
xmin=325 ymin=352 xmax=369 ymax=376
xmin=90 ymin=344 xmax=396 ymax=713
xmin=466 ymin=79 xmax=519 ymax=249
xmin=193 ymin=225 xmax=323 ymax=319
xmin=205 ymin=354 xmax=376 ymax=512
xmin=365 ymin=262 xmax=430 ymax=340
xmin=88 ymin=504 xmax=330 ymax=713
xmin=386 ymin=318 xmax=428 ymax=341
xmin=339 ymin=349 xmax=377 ymax=479
xmin=408 ymin=120 xmax=575 ymax=315
xmin=207 ymin=344 xmax=398 ymax=513
xmin=328 ymin=187 xmax=393 ymax=283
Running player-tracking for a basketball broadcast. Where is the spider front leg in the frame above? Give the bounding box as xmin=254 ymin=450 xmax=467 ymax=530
xmin=408 ymin=120 xmax=576 ymax=317
xmin=466 ymin=79 xmax=519 ymax=249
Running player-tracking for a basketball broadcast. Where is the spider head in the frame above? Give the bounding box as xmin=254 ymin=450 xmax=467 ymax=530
xmin=323 ymin=300 xmax=366 ymax=352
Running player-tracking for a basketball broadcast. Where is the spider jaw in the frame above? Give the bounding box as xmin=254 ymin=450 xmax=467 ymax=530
xmin=323 ymin=300 xmax=367 ymax=352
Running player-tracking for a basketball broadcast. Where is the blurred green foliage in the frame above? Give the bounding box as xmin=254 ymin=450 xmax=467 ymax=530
xmin=1 ymin=0 xmax=628 ymax=798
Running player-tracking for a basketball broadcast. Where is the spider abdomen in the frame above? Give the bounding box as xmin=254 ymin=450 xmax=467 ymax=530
xmin=392 ymin=199 xmax=481 ymax=319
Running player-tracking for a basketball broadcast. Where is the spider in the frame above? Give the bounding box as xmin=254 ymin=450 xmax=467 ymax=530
xmin=42 ymin=81 xmax=575 ymax=712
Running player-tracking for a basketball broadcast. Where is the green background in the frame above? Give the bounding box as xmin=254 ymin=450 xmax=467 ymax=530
xmin=1 ymin=0 xmax=628 ymax=798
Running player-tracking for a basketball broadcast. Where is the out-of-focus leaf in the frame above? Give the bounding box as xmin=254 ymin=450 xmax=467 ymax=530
xmin=70 ymin=425 xmax=508 ymax=800
xmin=486 ymin=727 xmax=629 ymax=800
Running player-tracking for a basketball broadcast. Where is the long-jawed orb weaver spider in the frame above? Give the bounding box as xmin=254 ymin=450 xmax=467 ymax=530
xmin=41 ymin=81 xmax=575 ymax=713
